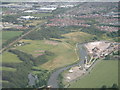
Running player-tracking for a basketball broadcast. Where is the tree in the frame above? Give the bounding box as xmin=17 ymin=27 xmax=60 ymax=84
xmin=104 ymin=55 xmax=110 ymax=60
xmin=101 ymin=85 xmax=107 ymax=90
xmin=112 ymin=84 xmax=118 ymax=89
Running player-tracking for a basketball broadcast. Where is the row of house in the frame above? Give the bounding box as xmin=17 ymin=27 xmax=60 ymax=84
xmin=96 ymin=26 xmax=118 ymax=32
xmin=47 ymin=18 xmax=90 ymax=27
xmin=2 ymin=22 xmax=29 ymax=29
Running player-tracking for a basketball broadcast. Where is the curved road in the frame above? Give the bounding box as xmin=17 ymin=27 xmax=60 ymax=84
xmin=47 ymin=43 xmax=89 ymax=88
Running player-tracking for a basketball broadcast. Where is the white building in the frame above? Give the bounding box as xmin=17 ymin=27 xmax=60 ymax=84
xmin=20 ymin=16 xmax=36 ymax=20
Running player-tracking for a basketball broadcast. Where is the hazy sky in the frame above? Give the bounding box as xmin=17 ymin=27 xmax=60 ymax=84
xmin=1 ymin=0 xmax=119 ymax=2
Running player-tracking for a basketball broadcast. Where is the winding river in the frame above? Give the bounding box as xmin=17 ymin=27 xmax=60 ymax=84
xmin=47 ymin=43 xmax=89 ymax=88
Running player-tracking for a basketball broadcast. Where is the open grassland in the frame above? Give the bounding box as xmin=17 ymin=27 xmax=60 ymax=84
xmin=0 ymin=67 xmax=16 ymax=72
xmin=51 ymin=31 xmax=116 ymax=45
xmin=15 ymin=39 xmax=77 ymax=70
xmin=69 ymin=60 xmax=118 ymax=88
xmin=1 ymin=51 xmax=22 ymax=63
xmin=40 ymin=42 xmax=77 ymax=70
xmin=2 ymin=31 xmax=23 ymax=43
xmin=16 ymin=39 xmax=56 ymax=57
xmin=51 ymin=32 xmax=96 ymax=46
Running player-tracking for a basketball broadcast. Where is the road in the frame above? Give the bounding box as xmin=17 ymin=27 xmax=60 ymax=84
xmin=47 ymin=43 xmax=89 ymax=88
xmin=0 ymin=23 xmax=45 ymax=53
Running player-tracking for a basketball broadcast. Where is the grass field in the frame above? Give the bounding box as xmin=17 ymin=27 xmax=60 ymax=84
xmin=1 ymin=51 xmax=22 ymax=63
xmin=16 ymin=40 xmax=57 ymax=56
xmin=0 ymin=67 xmax=16 ymax=72
xmin=2 ymin=31 xmax=23 ymax=43
xmin=15 ymin=39 xmax=77 ymax=70
xmin=40 ymin=42 xmax=77 ymax=70
xmin=69 ymin=60 xmax=118 ymax=88
xmin=61 ymin=32 xmax=96 ymax=46
xmin=14 ymin=32 xmax=96 ymax=70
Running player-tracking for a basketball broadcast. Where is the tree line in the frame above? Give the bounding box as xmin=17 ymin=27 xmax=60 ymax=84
xmin=2 ymin=49 xmax=54 ymax=88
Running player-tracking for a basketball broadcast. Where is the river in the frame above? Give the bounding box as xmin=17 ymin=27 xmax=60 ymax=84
xmin=47 ymin=43 xmax=89 ymax=88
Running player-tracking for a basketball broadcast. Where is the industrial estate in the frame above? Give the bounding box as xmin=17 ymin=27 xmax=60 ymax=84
xmin=1 ymin=1 xmax=119 ymax=89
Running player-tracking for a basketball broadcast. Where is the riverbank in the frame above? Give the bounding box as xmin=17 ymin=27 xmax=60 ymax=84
xmin=47 ymin=43 xmax=89 ymax=88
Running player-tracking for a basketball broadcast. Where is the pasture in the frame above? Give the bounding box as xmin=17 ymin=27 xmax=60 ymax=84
xmin=69 ymin=60 xmax=118 ymax=88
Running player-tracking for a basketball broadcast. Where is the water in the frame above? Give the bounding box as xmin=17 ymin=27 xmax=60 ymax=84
xmin=28 ymin=73 xmax=38 ymax=86
xmin=47 ymin=43 xmax=88 ymax=88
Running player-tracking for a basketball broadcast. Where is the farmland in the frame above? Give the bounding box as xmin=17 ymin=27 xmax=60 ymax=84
xmin=68 ymin=60 xmax=118 ymax=88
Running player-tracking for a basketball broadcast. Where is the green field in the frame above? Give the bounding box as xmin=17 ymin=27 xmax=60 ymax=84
xmin=16 ymin=40 xmax=56 ymax=56
xmin=40 ymin=42 xmax=77 ymax=70
xmin=51 ymin=32 xmax=96 ymax=46
xmin=1 ymin=51 xmax=22 ymax=63
xmin=0 ymin=67 xmax=16 ymax=72
xmin=69 ymin=60 xmax=118 ymax=88
xmin=14 ymin=31 xmax=97 ymax=70
xmin=2 ymin=31 xmax=23 ymax=43
xmin=15 ymin=39 xmax=77 ymax=70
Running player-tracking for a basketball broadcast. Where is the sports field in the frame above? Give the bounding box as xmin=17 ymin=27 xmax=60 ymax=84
xmin=69 ymin=60 xmax=118 ymax=88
